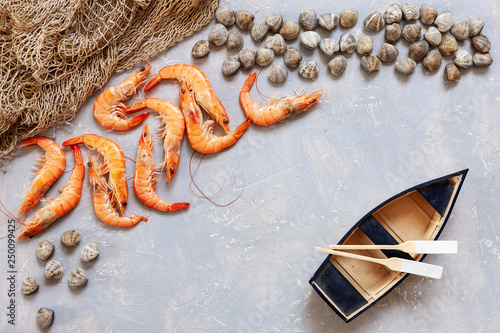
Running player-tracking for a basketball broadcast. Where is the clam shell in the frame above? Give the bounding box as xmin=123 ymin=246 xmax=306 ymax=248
xmin=300 ymin=31 xmax=321 ymax=50
xmin=361 ymin=55 xmax=381 ymax=73
xmin=191 ymin=40 xmax=210 ymax=58
xmin=423 ymin=49 xmax=443 ymax=72
xmin=377 ymin=43 xmax=399 ymax=63
xmin=419 ymin=5 xmax=437 ymax=25
xmin=472 ymin=34 xmax=491 ymax=53
xmin=235 ymin=10 xmax=254 ymax=30
xmin=68 ymin=268 xmax=88 ymax=289
xmin=256 ymin=48 xmax=274 ymax=67
xmin=37 ymin=307 xmax=54 ymax=329
xmin=280 ymin=20 xmax=300 ymax=40
xmin=444 ymin=63 xmax=461 ymax=82
xmin=81 ymin=243 xmax=99 ymax=262
xmin=299 ymin=9 xmax=318 ymax=31
xmin=36 ymin=240 xmax=54 ymax=261
xmin=61 ymin=230 xmax=80 ymax=247
xmin=222 ymin=56 xmax=241 ymax=76
xmin=251 ymin=21 xmax=269 ymax=43
xmin=283 ymin=47 xmax=302 ymax=68
xmin=208 ymin=23 xmax=228 ymax=46
xmin=364 ymin=12 xmax=384 ymax=32
xmin=384 ymin=4 xmax=402 ymax=24
xmin=298 ymin=60 xmax=320 ymax=79
xmin=215 ymin=7 xmax=235 ymax=27
xmin=45 ymin=260 xmax=63 ymax=279
xmin=227 ymin=30 xmax=244 ymax=51
xmin=318 ymin=13 xmax=339 ymax=31
xmin=339 ymin=33 xmax=356 ymax=54
xmin=402 ymin=24 xmax=422 ymax=43
xmin=454 ymin=50 xmax=473 ymax=68
xmin=468 ymin=17 xmax=484 ymax=37
xmin=385 ymin=23 xmax=402 ymax=43
xmin=266 ymin=13 xmax=283 ymax=33
xmin=434 ymin=11 xmax=453 ymax=32
xmin=22 ymin=277 xmax=39 ymax=296
xmin=356 ymin=36 xmax=373 ymax=55
xmin=339 ymin=9 xmax=358 ymax=28
xmin=265 ymin=34 xmax=287 ymax=55
xmin=328 ymin=55 xmax=347 ymax=76
xmin=238 ymin=48 xmax=256 ymax=70
xmin=473 ymin=52 xmax=493 ymax=67
xmin=409 ymin=40 xmax=429 ymax=61
xmin=424 ymin=26 xmax=442 ymax=46
xmin=267 ymin=64 xmax=288 ymax=83
xmin=439 ymin=34 xmax=458 ymax=56
xmin=402 ymin=3 xmax=419 ymax=21
xmin=451 ymin=21 xmax=469 ymax=41
xmin=395 ymin=57 xmax=417 ymax=75
xmin=318 ymin=38 xmax=339 ymax=57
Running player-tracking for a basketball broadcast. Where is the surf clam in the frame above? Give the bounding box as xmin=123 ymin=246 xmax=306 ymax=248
xmin=265 ymin=34 xmax=287 ymax=55
xmin=268 ymin=64 xmax=288 ymax=83
xmin=434 ymin=11 xmax=453 ymax=32
xmin=299 ymin=60 xmax=320 ymax=79
xmin=22 ymin=277 xmax=39 ymax=296
xmin=227 ymin=30 xmax=244 ymax=51
xmin=235 ymin=10 xmax=254 ymax=30
xmin=402 ymin=3 xmax=419 ymax=21
xmin=328 ymin=55 xmax=347 ymax=76
xmin=454 ymin=50 xmax=473 ymax=68
xmin=251 ymin=21 xmax=268 ymax=43
xmin=299 ymin=9 xmax=318 ymax=31
xmin=419 ymin=5 xmax=437 ymax=25
xmin=37 ymin=307 xmax=54 ymax=329
xmin=45 ymin=260 xmax=63 ymax=279
xmin=191 ymin=40 xmax=210 ymax=58
xmin=255 ymin=48 xmax=274 ymax=67
xmin=318 ymin=38 xmax=339 ymax=57
xmin=444 ymin=63 xmax=461 ymax=82
xmin=468 ymin=17 xmax=484 ymax=37
xmin=423 ymin=49 xmax=442 ymax=71
xmin=409 ymin=40 xmax=429 ymax=61
xmin=284 ymin=47 xmax=302 ymax=68
xmin=384 ymin=4 xmax=402 ymax=24
xmin=208 ymin=23 xmax=228 ymax=46
xmin=361 ymin=55 xmax=381 ymax=73
xmin=356 ymin=36 xmax=373 ymax=55
xmin=339 ymin=33 xmax=356 ymax=53
xmin=266 ymin=13 xmax=283 ymax=33
xmin=471 ymin=34 xmax=491 ymax=53
xmin=402 ymin=24 xmax=421 ymax=43
xmin=36 ymin=240 xmax=54 ymax=261
xmin=364 ymin=12 xmax=384 ymax=32
xmin=395 ymin=57 xmax=417 ymax=75
xmin=222 ymin=56 xmax=241 ymax=76
xmin=473 ymin=52 xmax=493 ymax=67
xmin=424 ymin=27 xmax=442 ymax=46
xmin=215 ymin=7 xmax=235 ymax=27
xmin=318 ymin=13 xmax=339 ymax=31
xmin=238 ymin=48 xmax=256 ymax=70
xmin=439 ymin=34 xmax=458 ymax=56
xmin=68 ymin=268 xmax=88 ymax=289
xmin=280 ymin=20 xmax=300 ymax=40
xmin=61 ymin=229 xmax=80 ymax=247
xmin=81 ymin=243 xmax=99 ymax=262
xmin=451 ymin=21 xmax=469 ymax=41
xmin=385 ymin=23 xmax=402 ymax=43
xmin=300 ymin=31 xmax=321 ymax=50
xmin=340 ymin=9 xmax=358 ymax=28
xmin=377 ymin=43 xmax=399 ymax=62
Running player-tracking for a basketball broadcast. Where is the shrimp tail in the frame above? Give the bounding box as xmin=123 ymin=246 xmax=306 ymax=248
xmin=20 ymin=137 xmax=41 ymax=147
xmin=233 ymin=119 xmax=251 ymax=139
xmin=144 ymin=74 xmax=163 ymax=92
xmin=62 ymin=136 xmax=84 ymax=146
xmin=128 ymin=112 xmax=150 ymax=128
xmin=241 ymin=72 xmax=257 ymax=93
xmin=167 ymin=203 xmax=191 ymax=212
xmin=124 ymin=100 xmax=147 ymax=114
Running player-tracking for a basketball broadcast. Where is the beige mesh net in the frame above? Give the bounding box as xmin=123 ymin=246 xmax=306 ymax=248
xmin=0 ymin=0 xmax=219 ymax=161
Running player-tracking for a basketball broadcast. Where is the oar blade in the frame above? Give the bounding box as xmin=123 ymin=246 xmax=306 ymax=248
xmin=396 ymin=259 xmax=443 ymax=279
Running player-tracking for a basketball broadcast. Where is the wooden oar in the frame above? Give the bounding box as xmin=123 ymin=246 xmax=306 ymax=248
xmin=328 ymin=240 xmax=457 ymax=254
xmin=315 ymin=247 xmax=443 ymax=279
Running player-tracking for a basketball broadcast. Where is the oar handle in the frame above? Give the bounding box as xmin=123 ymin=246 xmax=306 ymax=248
xmin=328 ymin=244 xmax=397 ymax=251
xmin=315 ymin=247 xmax=384 ymax=265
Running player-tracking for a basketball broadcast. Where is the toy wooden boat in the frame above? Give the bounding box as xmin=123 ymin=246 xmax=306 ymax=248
xmin=309 ymin=169 xmax=468 ymax=322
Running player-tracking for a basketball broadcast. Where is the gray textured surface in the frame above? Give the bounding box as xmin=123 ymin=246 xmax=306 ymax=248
xmin=1 ymin=0 xmax=499 ymax=332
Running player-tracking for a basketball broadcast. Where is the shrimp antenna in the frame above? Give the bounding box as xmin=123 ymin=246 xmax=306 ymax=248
xmin=255 ymin=68 xmax=271 ymax=100
xmin=188 ymin=151 xmax=225 ymax=199
xmin=0 ymin=201 xmax=25 ymax=225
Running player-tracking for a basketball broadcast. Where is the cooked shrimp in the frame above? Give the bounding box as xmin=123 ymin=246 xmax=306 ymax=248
xmin=88 ymin=155 xmax=147 ymax=228
xmin=18 ymin=137 xmax=66 ymax=215
xmin=133 ymin=125 xmax=190 ymax=212
xmin=239 ymin=72 xmax=323 ymax=126
xmin=62 ymin=134 xmax=128 ymax=214
xmin=18 ymin=145 xmax=85 ymax=240
xmin=178 ymin=81 xmax=250 ymax=154
xmin=125 ymin=98 xmax=185 ymax=182
xmin=144 ymin=64 xmax=231 ymax=134
xmin=94 ymin=64 xmax=151 ymax=131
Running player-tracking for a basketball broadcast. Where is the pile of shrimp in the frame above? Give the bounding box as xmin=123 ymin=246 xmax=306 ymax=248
xmin=3 ymin=63 xmax=322 ymax=240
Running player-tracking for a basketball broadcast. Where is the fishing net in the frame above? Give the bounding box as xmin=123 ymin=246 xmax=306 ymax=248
xmin=0 ymin=0 xmax=219 ymax=162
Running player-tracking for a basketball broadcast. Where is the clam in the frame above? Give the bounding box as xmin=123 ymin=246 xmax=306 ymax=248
xmin=402 ymin=3 xmax=419 ymax=21
xmin=215 ymin=7 xmax=235 ymax=27
xmin=377 ymin=43 xmax=399 ymax=62
xmin=81 ymin=243 xmax=99 ymax=262
xmin=364 ymin=12 xmax=384 ymax=32
xmin=395 ymin=57 xmax=417 ymax=75
xmin=68 ymin=268 xmax=88 ymax=289
xmin=45 ymin=260 xmax=63 ymax=279
xmin=318 ymin=13 xmax=339 ymax=31
xmin=434 ymin=11 xmax=453 ymax=32
xmin=267 ymin=64 xmax=288 ymax=83
xmin=384 ymin=4 xmax=402 ymax=24
xmin=222 ymin=57 xmax=241 ymax=76
xmin=423 ymin=49 xmax=443 ymax=71
xmin=339 ymin=9 xmax=358 ymax=28
xmin=318 ymin=38 xmax=339 ymax=57
xmin=37 ymin=307 xmax=54 ymax=329
xmin=385 ymin=23 xmax=402 ymax=43
xmin=283 ymin=47 xmax=302 ymax=68
xmin=454 ymin=50 xmax=473 ymax=68
xmin=300 ymin=31 xmax=321 ymax=50
xmin=251 ymin=21 xmax=268 ymax=43
xmin=280 ymin=20 xmax=300 ymax=40
xmin=255 ymin=48 xmax=274 ymax=67
xmin=356 ymin=36 xmax=373 ymax=55
xmin=238 ymin=48 xmax=256 ymax=70
xmin=22 ymin=277 xmax=39 ymax=296
xmin=468 ymin=17 xmax=484 ymax=37
xmin=473 ymin=52 xmax=493 ymax=67
xmin=235 ymin=10 xmax=254 ymax=30
xmin=36 ymin=240 xmax=54 ymax=261
xmin=208 ymin=23 xmax=228 ymax=46
xmin=191 ymin=40 xmax=210 ymax=58
xmin=339 ymin=33 xmax=356 ymax=54
xmin=361 ymin=55 xmax=381 ymax=73
xmin=266 ymin=13 xmax=283 ymax=33
xmin=424 ymin=26 xmax=442 ymax=46
xmin=61 ymin=229 xmax=80 ymax=247
xmin=472 ymin=34 xmax=491 ymax=53
xmin=328 ymin=55 xmax=347 ymax=76
xmin=299 ymin=10 xmax=318 ymax=31
xmin=298 ymin=60 xmax=320 ymax=79
xmin=402 ymin=24 xmax=422 ymax=42
xmin=409 ymin=40 xmax=429 ymax=61
xmin=439 ymin=34 xmax=458 ymax=56
xmin=265 ymin=34 xmax=287 ymax=55
xmin=419 ymin=5 xmax=437 ymax=25
xmin=450 ymin=21 xmax=469 ymax=41
xmin=227 ymin=30 xmax=244 ymax=51
xmin=444 ymin=63 xmax=461 ymax=82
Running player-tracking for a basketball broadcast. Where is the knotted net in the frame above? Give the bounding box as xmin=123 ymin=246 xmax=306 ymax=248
xmin=0 ymin=0 xmax=219 ymax=162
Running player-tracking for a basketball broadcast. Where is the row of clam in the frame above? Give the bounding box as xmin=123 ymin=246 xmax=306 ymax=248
xmin=23 ymin=230 xmax=99 ymax=329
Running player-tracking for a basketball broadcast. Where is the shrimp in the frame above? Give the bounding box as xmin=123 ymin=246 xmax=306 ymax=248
xmin=239 ymin=72 xmax=323 ymax=126
xmin=18 ymin=137 xmax=66 ymax=215
xmin=88 ymin=155 xmax=147 ymax=228
xmin=133 ymin=125 xmax=190 ymax=212
xmin=144 ymin=64 xmax=231 ymax=134
xmin=178 ymin=81 xmax=250 ymax=154
xmin=125 ymin=98 xmax=185 ymax=182
xmin=94 ymin=63 xmax=151 ymax=131
xmin=18 ymin=145 xmax=85 ymax=240
xmin=62 ymin=134 xmax=128 ymax=214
